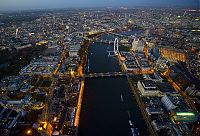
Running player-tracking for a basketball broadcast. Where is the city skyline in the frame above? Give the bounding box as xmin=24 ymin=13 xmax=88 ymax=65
xmin=0 ymin=0 xmax=199 ymax=11
xmin=0 ymin=0 xmax=199 ymax=135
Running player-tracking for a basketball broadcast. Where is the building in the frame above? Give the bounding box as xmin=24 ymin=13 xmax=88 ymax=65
xmin=143 ymin=72 xmax=163 ymax=82
xmin=132 ymin=38 xmax=144 ymax=51
xmin=135 ymin=51 xmax=152 ymax=74
xmin=161 ymin=95 xmax=177 ymax=111
xmin=69 ymin=44 xmax=80 ymax=57
xmin=69 ymin=49 xmax=78 ymax=57
xmin=185 ymin=85 xmax=200 ymax=97
xmin=119 ymin=51 xmax=140 ymax=72
xmin=0 ymin=105 xmax=24 ymax=135
xmin=171 ymin=112 xmax=198 ymax=123
xmin=146 ymin=107 xmax=164 ymax=115
xmin=157 ymin=82 xmax=177 ymax=94
xmin=137 ymin=80 xmax=160 ymax=96
xmin=159 ymin=47 xmax=186 ymax=62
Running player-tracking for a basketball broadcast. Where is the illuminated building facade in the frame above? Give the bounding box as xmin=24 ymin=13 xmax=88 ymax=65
xmin=137 ymin=80 xmax=160 ymax=96
xmin=171 ymin=112 xmax=198 ymax=123
xmin=160 ymin=47 xmax=186 ymax=62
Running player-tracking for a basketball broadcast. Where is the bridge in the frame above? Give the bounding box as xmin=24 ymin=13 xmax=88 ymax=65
xmin=95 ymin=31 xmax=135 ymax=45
xmin=106 ymin=32 xmax=129 ymax=38
xmin=83 ymin=72 xmax=134 ymax=78
xmin=95 ymin=39 xmax=130 ymax=45
xmin=95 ymin=39 xmax=114 ymax=45
xmin=106 ymin=31 xmax=135 ymax=39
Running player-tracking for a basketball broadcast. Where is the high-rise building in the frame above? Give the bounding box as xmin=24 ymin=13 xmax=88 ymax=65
xmin=15 ymin=28 xmax=19 ymax=38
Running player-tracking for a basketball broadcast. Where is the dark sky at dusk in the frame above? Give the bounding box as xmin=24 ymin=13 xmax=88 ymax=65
xmin=0 ymin=0 xmax=199 ymax=11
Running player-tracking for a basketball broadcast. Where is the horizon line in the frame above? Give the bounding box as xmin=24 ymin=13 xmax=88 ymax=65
xmin=0 ymin=5 xmax=199 ymax=13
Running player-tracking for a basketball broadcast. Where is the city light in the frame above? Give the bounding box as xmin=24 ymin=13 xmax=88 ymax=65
xmin=0 ymin=1 xmax=199 ymax=135
xmin=38 ymin=127 xmax=43 ymax=131
xmin=70 ymin=69 xmax=75 ymax=78
xmin=42 ymin=121 xmax=47 ymax=129
xmin=26 ymin=129 xmax=32 ymax=135
xmin=53 ymin=117 xmax=57 ymax=122
xmin=176 ymin=112 xmax=195 ymax=116
xmin=74 ymin=81 xmax=85 ymax=127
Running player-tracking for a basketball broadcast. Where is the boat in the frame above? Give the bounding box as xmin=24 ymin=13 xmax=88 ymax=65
xmin=129 ymin=120 xmax=139 ymax=136
xmin=120 ymin=94 xmax=124 ymax=102
xmin=129 ymin=120 xmax=133 ymax=126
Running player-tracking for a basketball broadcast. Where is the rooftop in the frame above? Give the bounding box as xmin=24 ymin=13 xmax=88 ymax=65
xmin=140 ymin=80 xmax=158 ymax=90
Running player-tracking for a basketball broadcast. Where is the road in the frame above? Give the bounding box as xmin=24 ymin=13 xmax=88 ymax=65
xmin=74 ymin=80 xmax=85 ymax=127
xmin=38 ymin=46 xmax=68 ymax=136
xmin=53 ymin=47 xmax=67 ymax=75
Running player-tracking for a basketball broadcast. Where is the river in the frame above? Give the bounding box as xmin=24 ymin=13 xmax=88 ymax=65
xmin=78 ymin=30 xmax=149 ymax=136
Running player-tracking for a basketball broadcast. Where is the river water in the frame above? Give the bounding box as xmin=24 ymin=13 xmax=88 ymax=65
xmin=78 ymin=30 xmax=149 ymax=136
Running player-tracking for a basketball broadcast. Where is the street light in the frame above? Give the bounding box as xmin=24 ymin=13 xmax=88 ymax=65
xmin=26 ymin=129 xmax=32 ymax=135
